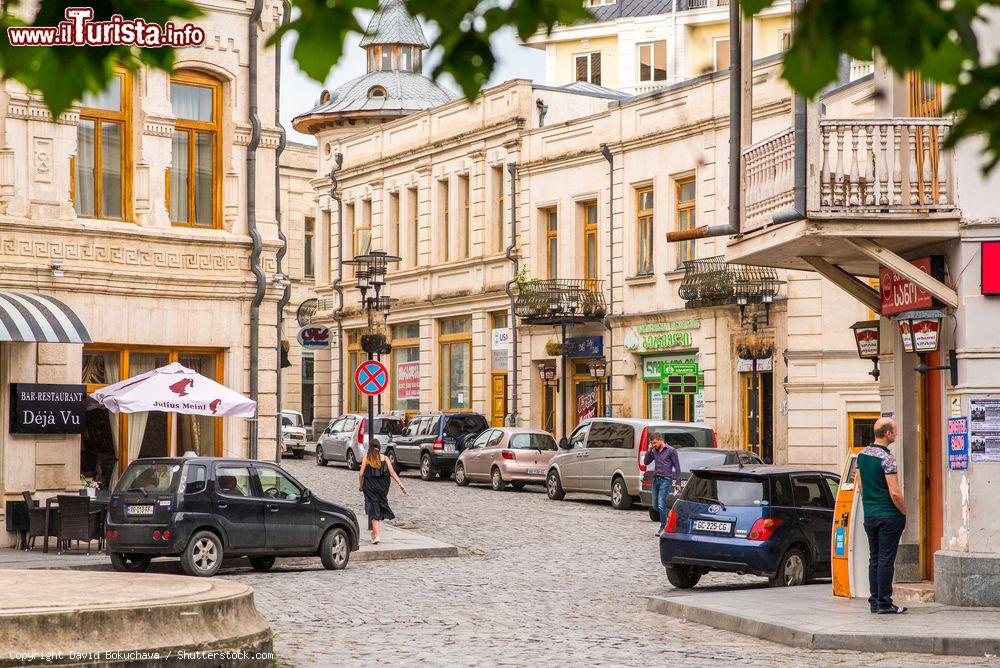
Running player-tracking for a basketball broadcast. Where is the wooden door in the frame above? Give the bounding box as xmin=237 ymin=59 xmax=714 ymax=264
xmin=491 ymin=373 xmax=508 ymax=427
xmin=920 ymin=350 xmax=945 ymax=580
xmin=908 ymin=71 xmax=942 ymax=204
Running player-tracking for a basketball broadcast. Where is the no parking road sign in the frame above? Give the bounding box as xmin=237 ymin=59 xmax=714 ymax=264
xmin=354 ymin=360 xmax=389 ymax=396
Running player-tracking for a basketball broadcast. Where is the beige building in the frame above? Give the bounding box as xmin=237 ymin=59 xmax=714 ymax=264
xmin=0 ymin=0 xmax=290 ymax=545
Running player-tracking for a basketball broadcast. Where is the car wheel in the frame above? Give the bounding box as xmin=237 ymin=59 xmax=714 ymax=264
xmin=665 ymin=564 xmax=703 ymax=589
xmin=346 ymin=449 xmax=359 ymax=471
xmin=770 ymin=547 xmax=808 ymax=587
xmin=181 ymin=531 xmax=223 ymax=577
xmin=419 ymin=453 xmax=437 ymax=481
xmin=490 ymin=467 xmax=506 ymax=491
xmin=110 ymin=552 xmax=151 ymax=573
xmin=386 ymin=449 xmax=399 ymax=471
xmin=546 ymin=470 xmax=565 ymax=500
xmin=648 ymin=507 xmax=660 ymax=522
xmin=249 ymin=556 xmax=276 ymax=572
xmin=320 ymin=527 xmax=351 ymax=571
xmin=454 ymin=462 xmax=470 ymax=486
xmin=610 ymin=476 xmax=634 ymax=510
xmin=511 ymin=481 xmax=526 ymax=491
xmin=316 ymin=444 xmax=327 ymax=466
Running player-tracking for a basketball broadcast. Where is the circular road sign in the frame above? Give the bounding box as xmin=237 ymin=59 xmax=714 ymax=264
xmin=354 ymin=360 xmax=389 ymax=396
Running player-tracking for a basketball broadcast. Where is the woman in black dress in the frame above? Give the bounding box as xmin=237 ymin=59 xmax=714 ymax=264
xmin=358 ymin=442 xmax=407 ymax=544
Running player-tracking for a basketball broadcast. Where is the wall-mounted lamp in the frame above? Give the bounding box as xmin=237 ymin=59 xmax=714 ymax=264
xmin=50 ymin=260 xmax=64 ymax=278
xmin=850 ymin=319 xmax=880 ymax=380
xmin=272 ymin=272 xmax=289 ymax=289
xmin=896 ymin=309 xmax=959 ymax=386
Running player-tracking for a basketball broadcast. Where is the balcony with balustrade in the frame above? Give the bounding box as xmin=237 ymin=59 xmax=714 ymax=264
xmin=728 ymin=115 xmax=961 ymax=278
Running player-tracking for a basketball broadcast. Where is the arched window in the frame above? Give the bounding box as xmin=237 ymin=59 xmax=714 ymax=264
xmin=169 ymin=71 xmax=221 ymax=228
xmin=368 ymin=86 xmax=387 ymax=99
xmin=74 ymin=68 xmax=131 ymax=221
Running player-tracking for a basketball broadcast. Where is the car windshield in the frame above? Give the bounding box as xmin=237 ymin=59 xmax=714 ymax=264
xmin=375 ymin=418 xmax=403 ymax=436
xmin=682 ymin=473 xmax=766 ymax=507
xmin=282 ymin=413 xmax=304 ymax=427
xmin=509 ymin=433 xmax=558 ymax=451
xmin=678 ymin=451 xmax=729 ymax=473
xmin=116 ymin=463 xmax=181 ymax=494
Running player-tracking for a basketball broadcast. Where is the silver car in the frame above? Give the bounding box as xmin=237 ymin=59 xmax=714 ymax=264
xmin=545 ymin=418 xmax=715 ymax=510
xmin=315 ymin=414 xmax=404 ymax=470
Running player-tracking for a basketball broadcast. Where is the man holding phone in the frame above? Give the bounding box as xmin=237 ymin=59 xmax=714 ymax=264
xmin=644 ymin=432 xmax=681 ymax=537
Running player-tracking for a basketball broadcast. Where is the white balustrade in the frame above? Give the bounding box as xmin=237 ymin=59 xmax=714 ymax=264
xmin=742 ymin=129 xmax=796 ymax=233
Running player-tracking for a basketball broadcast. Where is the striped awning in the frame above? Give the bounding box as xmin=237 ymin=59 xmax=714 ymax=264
xmin=0 ymin=292 xmax=92 ymax=344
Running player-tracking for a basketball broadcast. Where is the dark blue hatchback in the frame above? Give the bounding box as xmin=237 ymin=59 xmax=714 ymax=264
xmin=659 ymin=465 xmax=839 ymax=588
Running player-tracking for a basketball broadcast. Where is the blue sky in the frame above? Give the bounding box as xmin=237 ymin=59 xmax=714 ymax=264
xmin=280 ymin=25 xmax=545 ymax=145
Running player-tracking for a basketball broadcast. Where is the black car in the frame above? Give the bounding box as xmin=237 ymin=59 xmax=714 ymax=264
xmin=386 ymin=412 xmax=489 ymax=481
xmin=643 ymin=448 xmax=765 ymax=522
xmin=106 ymin=457 xmax=360 ymax=577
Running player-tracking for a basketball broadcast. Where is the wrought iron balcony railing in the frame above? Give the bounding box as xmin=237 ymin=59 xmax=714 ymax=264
xmin=514 ymin=278 xmax=607 ymax=325
xmin=678 ymin=257 xmax=779 ymax=308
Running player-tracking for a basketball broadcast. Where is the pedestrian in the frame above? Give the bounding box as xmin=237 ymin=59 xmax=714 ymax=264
xmin=644 ymin=432 xmax=681 ymax=537
xmin=358 ymin=441 xmax=407 ymax=545
xmin=857 ymin=417 xmax=907 ymax=614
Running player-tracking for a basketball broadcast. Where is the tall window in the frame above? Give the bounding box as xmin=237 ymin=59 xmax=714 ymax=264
xmin=389 ymin=191 xmax=400 ymax=256
xmin=391 ymin=323 xmax=421 ymax=415
xmin=304 ymin=216 xmax=315 ymax=278
xmin=170 ymin=72 xmax=220 ymax=228
xmin=408 ymin=186 xmax=419 ymax=265
xmin=676 ymin=177 xmax=696 ymax=266
xmin=438 ymin=179 xmax=450 ymax=260
xmin=545 ymin=208 xmax=558 ymax=278
xmin=75 ymin=69 xmax=130 ymax=220
xmin=636 ymin=188 xmax=654 ymax=275
xmin=575 ymin=52 xmax=602 ymax=85
xmin=638 ymin=41 xmax=667 ymax=83
xmin=714 ymin=38 xmax=731 ymax=72
xmin=459 ymin=174 xmax=470 ymax=259
xmin=583 ymin=201 xmax=598 ymax=280
xmin=493 ymin=165 xmax=505 ymax=253
xmin=356 ymin=199 xmax=372 ymax=256
xmin=347 ymin=330 xmax=363 ymax=412
xmin=400 ymin=46 xmax=413 ymax=71
xmin=439 ymin=318 xmax=472 ymax=411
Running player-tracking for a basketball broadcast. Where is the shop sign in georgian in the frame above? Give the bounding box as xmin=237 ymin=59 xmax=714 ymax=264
xmin=623 ymin=319 xmax=699 ymax=352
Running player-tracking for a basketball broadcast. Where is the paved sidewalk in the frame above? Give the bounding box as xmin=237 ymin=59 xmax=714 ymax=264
xmin=646 ymin=584 xmax=1000 ymax=657
xmin=0 ymin=524 xmax=456 ymax=572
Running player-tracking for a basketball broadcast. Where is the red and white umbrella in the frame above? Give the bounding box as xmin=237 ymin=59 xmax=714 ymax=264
xmin=89 ymin=362 xmax=256 ymax=418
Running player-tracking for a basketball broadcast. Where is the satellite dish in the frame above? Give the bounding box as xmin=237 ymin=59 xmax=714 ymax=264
xmin=296 ymin=299 xmax=318 ymax=327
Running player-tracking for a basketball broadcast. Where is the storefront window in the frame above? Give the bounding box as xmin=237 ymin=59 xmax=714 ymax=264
xmin=392 ymin=322 xmax=421 ymax=414
xmin=439 ymin=317 xmax=472 ymax=411
xmin=82 ymin=350 xmax=122 ymax=488
xmin=347 ymin=330 xmax=363 ymax=413
xmin=177 ymin=353 xmax=217 ymax=457
xmin=127 ymin=352 xmax=170 ymax=461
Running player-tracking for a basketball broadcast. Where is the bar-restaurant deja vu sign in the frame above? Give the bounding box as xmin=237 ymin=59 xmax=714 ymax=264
xmin=9 ymin=383 xmax=87 ymax=434
xmin=879 ymin=256 xmax=945 ymax=316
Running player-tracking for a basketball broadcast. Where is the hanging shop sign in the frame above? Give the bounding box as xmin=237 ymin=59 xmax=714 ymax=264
xmin=10 ymin=383 xmax=87 ymax=434
xmin=642 ymin=354 xmax=698 ymax=380
xmin=623 ymin=320 xmax=700 ymax=352
xmin=660 ymin=362 xmax=703 ymax=396
xmin=970 ymin=398 xmax=1000 ymax=463
xmin=396 ymin=361 xmax=420 ymax=401
xmin=492 ymin=328 xmax=511 ymax=370
xmin=948 ymin=417 xmax=970 ymax=471
xmin=897 ymin=309 xmax=944 ymax=354
xmin=297 ymin=325 xmax=332 ymax=348
xmin=879 ymin=256 xmax=945 ymax=316
xmin=565 ymin=336 xmax=604 ymax=358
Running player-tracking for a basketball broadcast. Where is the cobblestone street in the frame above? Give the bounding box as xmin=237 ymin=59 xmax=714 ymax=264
xmin=225 ymin=459 xmax=996 ymax=667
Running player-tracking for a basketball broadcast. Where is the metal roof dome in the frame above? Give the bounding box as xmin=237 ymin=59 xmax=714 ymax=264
xmin=359 ymin=0 xmax=429 ymax=49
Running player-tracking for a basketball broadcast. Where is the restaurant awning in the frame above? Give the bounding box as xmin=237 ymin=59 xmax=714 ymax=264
xmin=0 ymin=291 xmax=92 ymax=344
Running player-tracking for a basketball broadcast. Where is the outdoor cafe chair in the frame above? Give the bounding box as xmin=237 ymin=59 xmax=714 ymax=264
xmin=22 ymin=490 xmax=59 ymax=551
xmin=55 ymin=495 xmax=104 ymax=555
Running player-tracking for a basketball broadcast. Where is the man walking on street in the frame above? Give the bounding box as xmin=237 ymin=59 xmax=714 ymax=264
xmin=857 ymin=417 xmax=907 ymax=614
xmin=645 ymin=432 xmax=681 ymax=537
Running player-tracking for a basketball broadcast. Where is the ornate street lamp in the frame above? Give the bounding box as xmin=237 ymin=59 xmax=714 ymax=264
xmin=850 ymin=320 xmax=881 ymax=380
xmin=896 ymin=309 xmax=944 ymax=354
xmin=537 ymin=363 xmax=557 ymax=383
xmin=587 ymin=359 xmax=608 ymax=378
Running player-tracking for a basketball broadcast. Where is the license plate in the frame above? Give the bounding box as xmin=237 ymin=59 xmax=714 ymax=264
xmin=525 ymin=468 xmax=546 ymax=476
xmin=126 ymin=504 xmax=154 ymax=516
xmin=692 ymin=519 xmax=732 ymax=534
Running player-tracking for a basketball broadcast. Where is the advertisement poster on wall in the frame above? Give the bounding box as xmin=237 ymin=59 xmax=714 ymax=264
xmin=969 ymin=398 xmax=1000 ymax=462
xmin=396 ymin=361 xmax=420 ymax=401
xmin=948 ymin=416 xmax=970 ymax=471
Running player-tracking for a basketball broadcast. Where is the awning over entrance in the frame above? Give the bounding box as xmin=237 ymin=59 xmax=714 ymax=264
xmin=0 ymin=291 xmax=92 ymax=344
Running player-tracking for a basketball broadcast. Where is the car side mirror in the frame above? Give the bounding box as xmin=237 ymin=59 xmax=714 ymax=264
xmin=559 ymin=437 xmax=570 ymax=450
xmin=300 ymin=488 xmax=312 ymax=501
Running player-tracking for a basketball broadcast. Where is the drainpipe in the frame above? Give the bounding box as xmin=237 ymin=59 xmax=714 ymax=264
xmin=247 ymin=0 xmax=266 ymax=459
xmin=503 ymin=162 xmax=519 ymax=426
xmin=274 ymin=1 xmax=290 ymax=464
xmin=665 ymin=0 xmax=742 ymax=243
xmin=771 ymin=0 xmax=806 ymax=225
xmin=599 ymin=143 xmax=614 ymax=416
xmin=330 ymin=153 xmax=345 ymax=415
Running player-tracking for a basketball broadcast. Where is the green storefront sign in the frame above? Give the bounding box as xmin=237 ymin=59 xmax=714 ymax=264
xmin=660 ymin=361 xmax=704 ymax=396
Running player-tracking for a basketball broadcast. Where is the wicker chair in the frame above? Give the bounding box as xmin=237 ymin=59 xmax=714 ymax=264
xmin=55 ymin=495 xmax=103 ymax=555
xmin=22 ymin=491 xmax=59 ymax=551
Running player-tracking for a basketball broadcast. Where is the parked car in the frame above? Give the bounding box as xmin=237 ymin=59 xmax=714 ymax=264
xmin=659 ymin=465 xmax=840 ymax=588
xmin=546 ymin=419 xmax=715 ymax=510
xmin=315 ymin=413 xmax=404 ymax=470
xmin=106 ymin=457 xmax=360 ymax=577
xmin=387 ymin=412 xmax=489 ymax=481
xmin=643 ymin=448 xmax=764 ymax=521
xmin=455 ymin=428 xmax=558 ymax=491
xmin=280 ymin=410 xmax=307 ymax=459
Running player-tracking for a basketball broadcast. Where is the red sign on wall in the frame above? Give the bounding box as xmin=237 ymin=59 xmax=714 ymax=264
xmin=880 ymin=257 xmax=934 ymax=316
xmin=983 ymin=241 xmax=1000 ymax=295
xmin=396 ymin=361 xmax=420 ymax=401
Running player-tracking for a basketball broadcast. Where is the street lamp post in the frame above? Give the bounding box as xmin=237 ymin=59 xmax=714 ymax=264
xmin=344 ymin=251 xmax=400 ymax=449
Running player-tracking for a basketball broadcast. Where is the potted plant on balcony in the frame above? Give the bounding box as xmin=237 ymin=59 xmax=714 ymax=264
xmin=736 ymin=332 xmax=775 ymax=360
